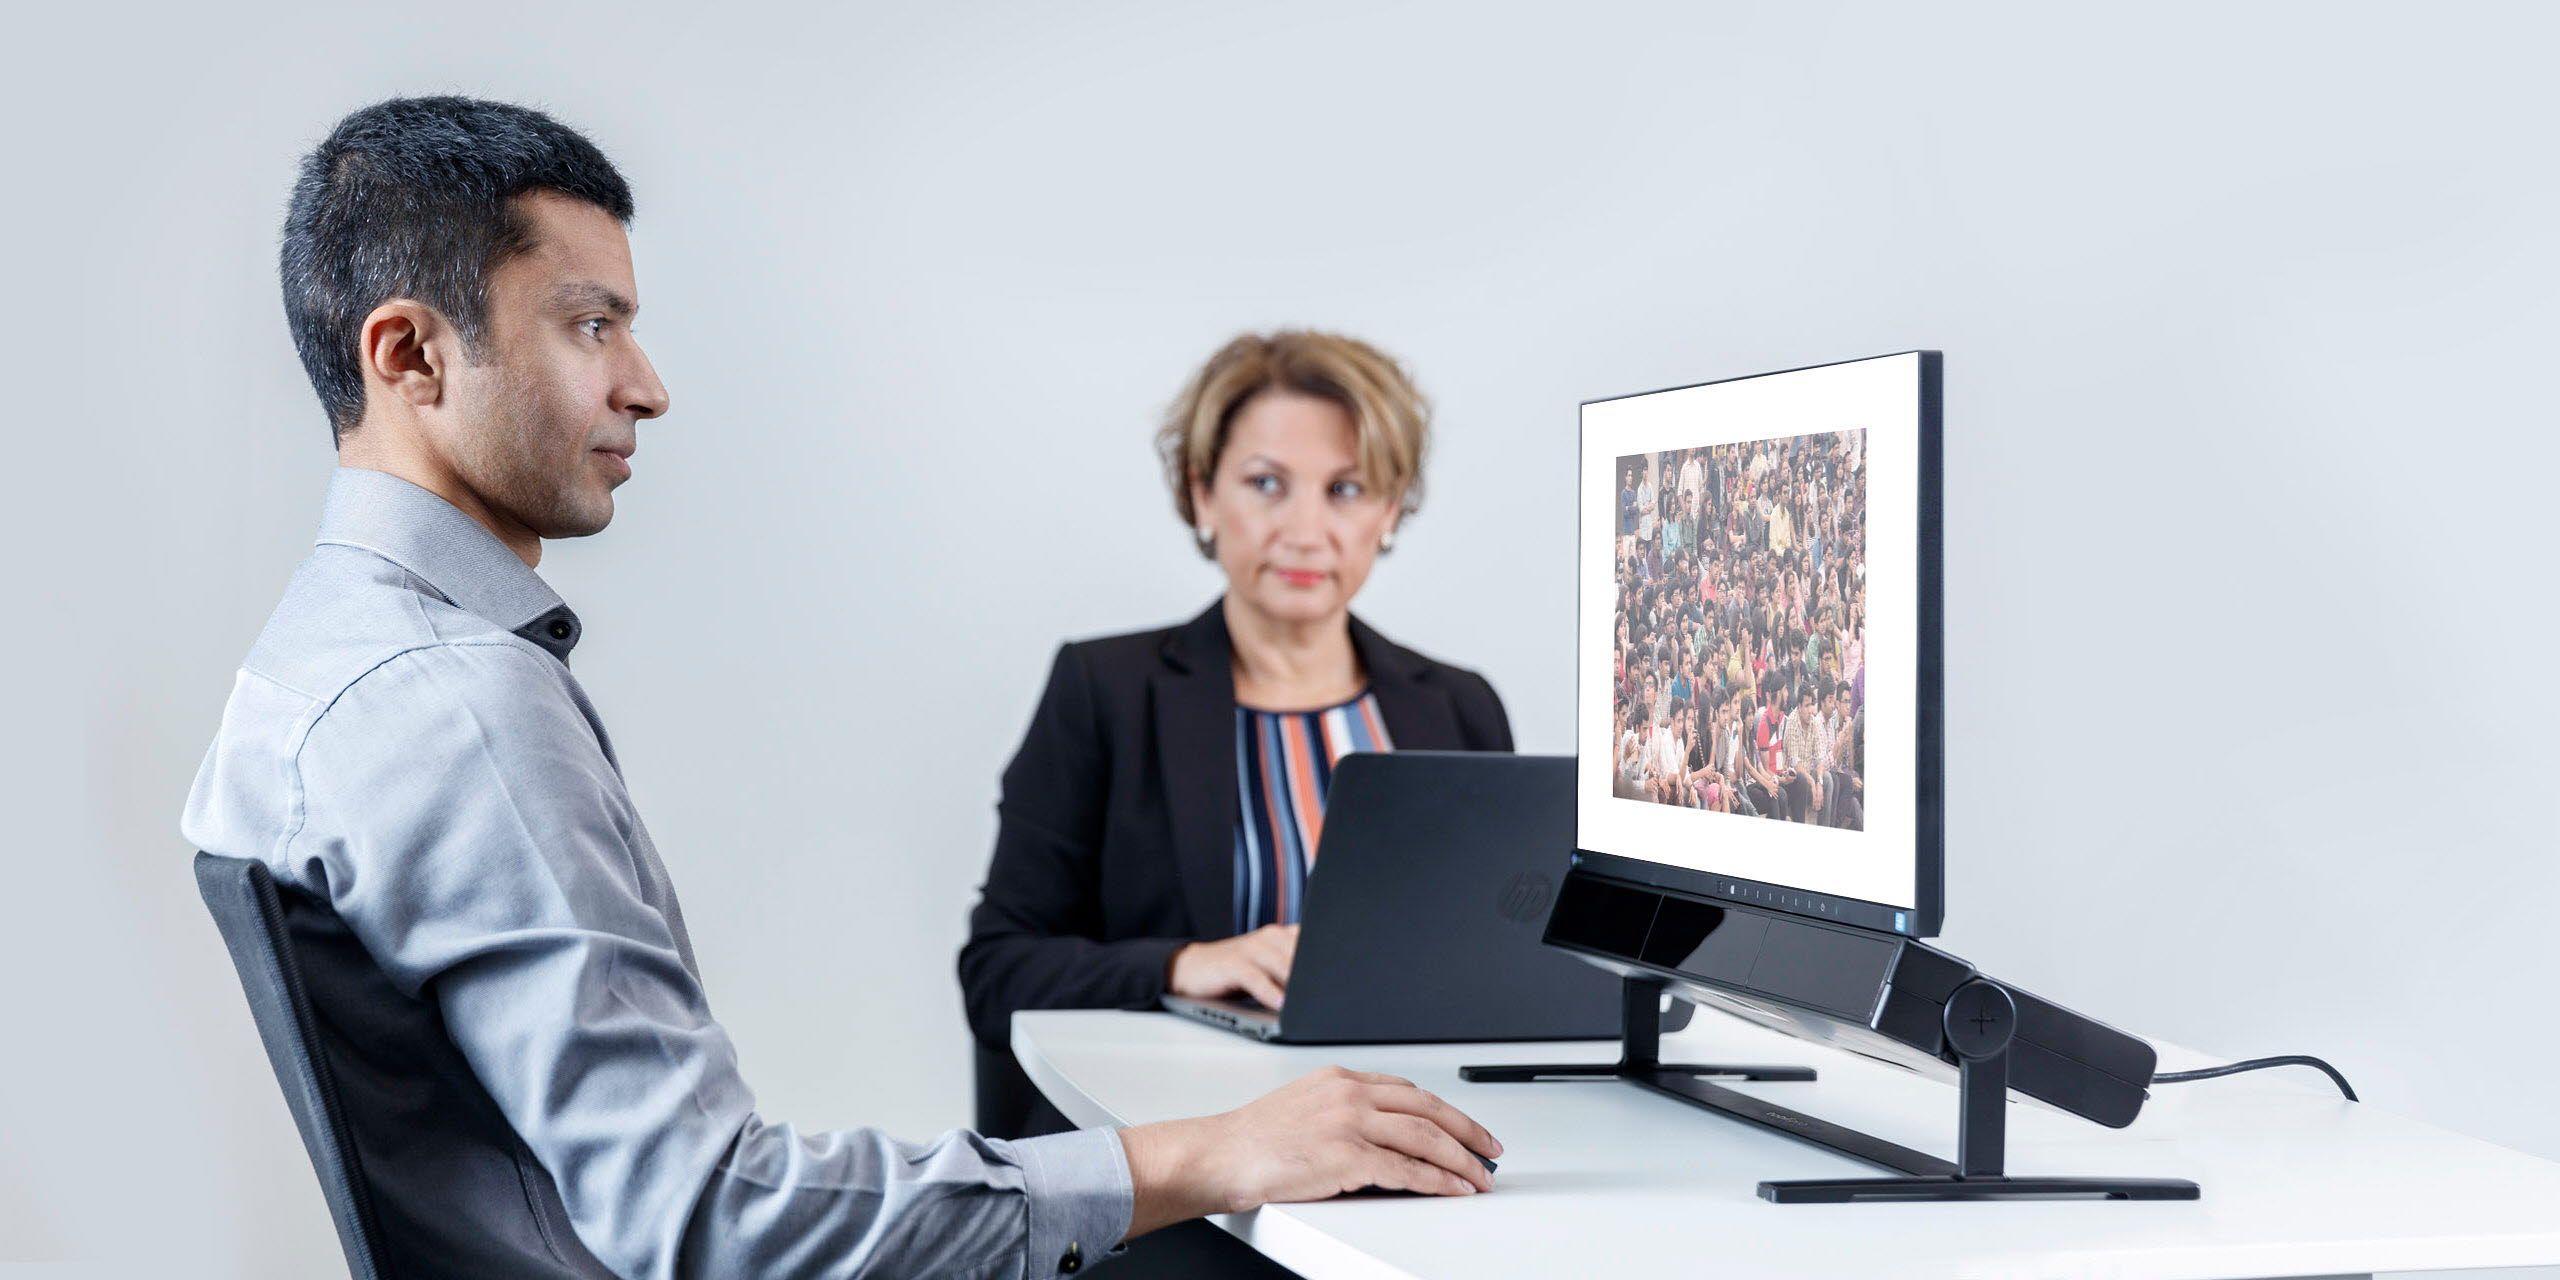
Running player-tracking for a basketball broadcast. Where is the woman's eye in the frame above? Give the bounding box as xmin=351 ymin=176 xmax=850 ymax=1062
xmin=1246 ymin=474 xmax=1282 ymax=496
xmin=1331 ymin=480 xmax=1366 ymax=500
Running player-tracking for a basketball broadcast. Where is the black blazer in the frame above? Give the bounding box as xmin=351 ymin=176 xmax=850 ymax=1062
xmin=959 ymin=599 xmax=1515 ymax=1056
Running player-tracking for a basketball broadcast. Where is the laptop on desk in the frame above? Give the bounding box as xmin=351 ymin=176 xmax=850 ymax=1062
xmin=1162 ymin=752 xmax=1687 ymax=1044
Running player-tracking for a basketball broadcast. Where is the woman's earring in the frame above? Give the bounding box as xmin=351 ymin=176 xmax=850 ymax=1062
xmin=1195 ymin=526 xmax=1215 ymax=556
xmin=1378 ymin=529 xmax=1397 ymax=555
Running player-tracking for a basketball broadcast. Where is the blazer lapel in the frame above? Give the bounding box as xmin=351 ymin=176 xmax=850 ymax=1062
xmin=1352 ymin=614 xmax=1466 ymax=750
xmin=1153 ymin=602 xmax=1241 ymax=937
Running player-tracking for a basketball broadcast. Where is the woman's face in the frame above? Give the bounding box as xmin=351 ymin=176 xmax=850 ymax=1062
xmin=1191 ymin=390 xmax=1400 ymax=629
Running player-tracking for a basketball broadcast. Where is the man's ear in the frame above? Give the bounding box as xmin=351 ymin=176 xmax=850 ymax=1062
xmin=358 ymin=300 xmax=452 ymax=412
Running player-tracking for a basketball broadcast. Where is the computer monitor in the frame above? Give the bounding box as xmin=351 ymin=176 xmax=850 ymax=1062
xmin=1575 ymin=350 xmax=1941 ymax=935
xmin=1465 ymin=350 xmax=2194 ymax=1202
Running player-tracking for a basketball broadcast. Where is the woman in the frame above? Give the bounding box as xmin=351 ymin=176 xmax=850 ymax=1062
xmin=959 ymin=330 xmax=1513 ymax=1140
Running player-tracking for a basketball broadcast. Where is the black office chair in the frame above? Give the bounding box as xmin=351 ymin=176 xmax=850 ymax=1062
xmin=195 ymin=852 xmax=390 ymax=1279
xmin=975 ymin=1042 xmax=1073 ymax=1139
xmin=194 ymin=852 xmax=614 ymax=1279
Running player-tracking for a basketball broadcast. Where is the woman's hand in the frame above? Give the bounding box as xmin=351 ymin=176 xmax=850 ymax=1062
xmin=1168 ymin=923 xmax=1300 ymax=1009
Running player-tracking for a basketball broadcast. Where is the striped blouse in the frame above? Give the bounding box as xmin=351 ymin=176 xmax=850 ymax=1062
xmin=1231 ymin=691 xmax=1395 ymax=932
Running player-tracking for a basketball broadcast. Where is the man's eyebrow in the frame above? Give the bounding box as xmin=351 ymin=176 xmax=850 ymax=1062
xmin=550 ymin=282 xmax=636 ymax=319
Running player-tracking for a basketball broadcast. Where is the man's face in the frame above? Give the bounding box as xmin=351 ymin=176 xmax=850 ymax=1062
xmin=438 ymin=190 xmax=669 ymax=541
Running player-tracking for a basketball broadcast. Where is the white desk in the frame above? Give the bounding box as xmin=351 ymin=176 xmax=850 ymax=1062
xmin=1015 ymin=1010 xmax=2560 ymax=1280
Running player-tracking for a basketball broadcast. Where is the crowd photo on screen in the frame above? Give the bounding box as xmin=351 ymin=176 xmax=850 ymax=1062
xmin=1612 ymin=430 xmax=1868 ymax=830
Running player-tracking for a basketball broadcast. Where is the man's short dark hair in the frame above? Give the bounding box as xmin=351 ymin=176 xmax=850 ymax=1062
xmin=281 ymin=96 xmax=635 ymax=443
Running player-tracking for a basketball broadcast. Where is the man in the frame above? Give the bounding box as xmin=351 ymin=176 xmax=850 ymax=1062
xmin=1823 ymin=690 xmax=1863 ymax=830
xmin=1782 ymin=686 xmax=1825 ymax=824
xmin=1750 ymin=687 xmax=1791 ymax=820
xmin=1809 ymin=687 xmax=1839 ymax=827
xmin=1616 ymin=712 xmax=1648 ymax=799
xmin=1647 ymin=712 xmax=1686 ymax=794
xmin=183 ymin=97 xmax=1497 ymax=1280
xmin=1740 ymin=692 xmax=1786 ymax=820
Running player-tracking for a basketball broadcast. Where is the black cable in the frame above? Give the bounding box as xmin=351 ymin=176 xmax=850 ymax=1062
xmin=2153 ymin=1055 xmax=2357 ymax=1102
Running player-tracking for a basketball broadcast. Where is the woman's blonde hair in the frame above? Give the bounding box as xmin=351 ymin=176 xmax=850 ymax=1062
xmin=1156 ymin=330 xmax=1430 ymax=541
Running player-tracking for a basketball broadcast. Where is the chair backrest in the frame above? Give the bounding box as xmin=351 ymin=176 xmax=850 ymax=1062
xmin=195 ymin=853 xmax=620 ymax=1278
xmin=975 ymin=1042 xmax=1076 ymax=1140
xmin=194 ymin=852 xmax=388 ymax=1280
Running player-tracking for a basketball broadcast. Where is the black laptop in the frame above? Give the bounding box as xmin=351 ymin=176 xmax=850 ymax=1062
xmin=1162 ymin=752 xmax=1686 ymax=1044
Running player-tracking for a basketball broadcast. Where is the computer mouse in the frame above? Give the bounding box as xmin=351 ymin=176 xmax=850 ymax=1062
xmin=1339 ymin=1153 xmax=1498 ymax=1198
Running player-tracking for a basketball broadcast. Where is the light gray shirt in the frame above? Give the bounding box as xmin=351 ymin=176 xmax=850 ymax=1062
xmin=183 ymin=468 xmax=1131 ymax=1279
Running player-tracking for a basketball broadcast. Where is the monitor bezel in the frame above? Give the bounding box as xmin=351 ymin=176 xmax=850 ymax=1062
xmin=1576 ymin=350 xmax=1943 ymax=938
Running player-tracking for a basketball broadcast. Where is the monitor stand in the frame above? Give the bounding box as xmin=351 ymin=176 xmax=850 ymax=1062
xmin=1463 ymin=975 xmax=2200 ymax=1203
xmin=1458 ymin=973 xmax=1816 ymax=1087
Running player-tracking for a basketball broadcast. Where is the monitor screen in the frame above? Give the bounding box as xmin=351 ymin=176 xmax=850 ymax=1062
xmin=1576 ymin=351 xmax=1941 ymax=935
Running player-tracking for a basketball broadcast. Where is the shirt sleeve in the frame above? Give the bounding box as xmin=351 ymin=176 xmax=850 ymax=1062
xmin=291 ymin=641 xmax=1132 ymax=1279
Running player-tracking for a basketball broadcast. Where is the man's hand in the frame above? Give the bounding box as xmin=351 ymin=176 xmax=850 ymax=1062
xmin=1117 ymin=1067 xmax=1502 ymax=1237
xmin=1167 ymin=924 xmax=1298 ymax=1009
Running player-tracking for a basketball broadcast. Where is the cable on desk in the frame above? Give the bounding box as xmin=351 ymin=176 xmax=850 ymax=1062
xmin=2152 ymin=1055 xmax=2357 ymax=1101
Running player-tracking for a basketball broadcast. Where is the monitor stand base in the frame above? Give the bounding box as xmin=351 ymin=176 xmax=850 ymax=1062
xmin=1759 ymin=1174 xmax=2201 ymax=1202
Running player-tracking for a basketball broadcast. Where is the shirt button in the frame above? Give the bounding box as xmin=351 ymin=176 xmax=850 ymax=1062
xmin=548 ymin=620 xmax=573 ymax=641
xmin=1058 ymin=1242 xmax=1082 ymax=1273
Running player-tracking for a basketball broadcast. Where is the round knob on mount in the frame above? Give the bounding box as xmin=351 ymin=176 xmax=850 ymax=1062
xmin=1943 ymin=979 xmax=2017 ymax=1060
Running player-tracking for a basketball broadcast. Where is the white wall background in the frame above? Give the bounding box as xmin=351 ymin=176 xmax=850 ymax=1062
xmin=4 ymin=2 xmax=2555 ymax=1275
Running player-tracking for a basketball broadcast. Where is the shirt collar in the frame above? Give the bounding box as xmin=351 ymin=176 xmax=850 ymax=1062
xmin=314 ymin=467 xmax=583 ymax=662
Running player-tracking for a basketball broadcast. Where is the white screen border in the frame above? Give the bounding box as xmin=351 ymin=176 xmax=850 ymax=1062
xmin=1576 ymin=352 xmax=1933 ymax=919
